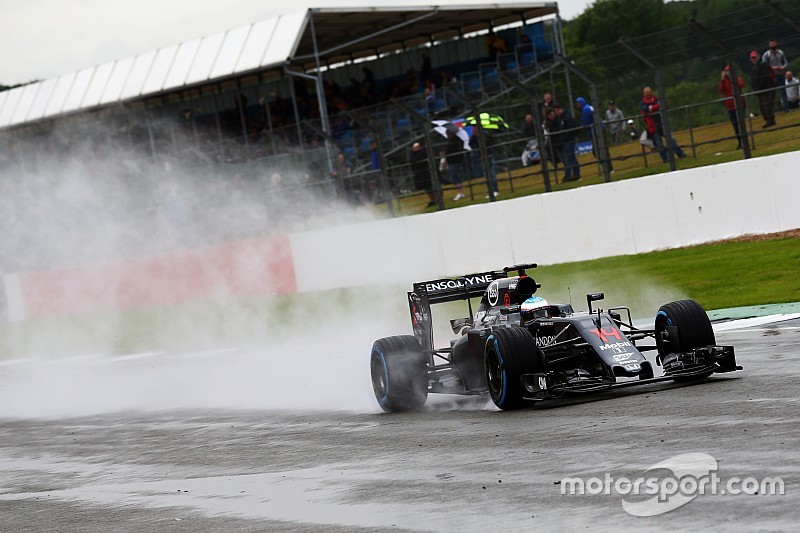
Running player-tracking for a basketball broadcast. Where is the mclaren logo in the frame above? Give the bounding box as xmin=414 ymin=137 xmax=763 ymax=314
xmin=598 ymin=341 xmax=633 ymax=351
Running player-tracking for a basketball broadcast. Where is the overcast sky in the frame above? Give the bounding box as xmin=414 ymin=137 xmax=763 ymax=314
xmin=0 ymin=0 xmax=594 ymax=86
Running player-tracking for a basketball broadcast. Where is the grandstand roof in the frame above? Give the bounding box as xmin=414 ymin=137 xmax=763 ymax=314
xmin=0 ymin=2 xmax=558 ymax=131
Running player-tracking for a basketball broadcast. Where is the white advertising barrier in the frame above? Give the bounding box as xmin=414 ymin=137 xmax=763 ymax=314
xmin=290 ymin=151 xmax=800 ymax=293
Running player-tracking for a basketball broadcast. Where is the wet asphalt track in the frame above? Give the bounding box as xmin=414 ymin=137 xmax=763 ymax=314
xmin=0 ymin=318 xmax=798 ymax=532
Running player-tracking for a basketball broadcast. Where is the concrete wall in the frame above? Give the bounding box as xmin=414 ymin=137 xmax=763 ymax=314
xmin=5 ymin=151 xmax=799 ymax=321
xmin=290 ymin=151 xmax=800 ymax=291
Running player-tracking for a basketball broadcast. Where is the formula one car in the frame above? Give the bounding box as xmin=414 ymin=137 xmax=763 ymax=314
xmin=370 ymin=263 xmax=741 ymax=412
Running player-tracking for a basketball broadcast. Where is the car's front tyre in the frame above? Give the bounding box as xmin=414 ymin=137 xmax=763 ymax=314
xmin=655 ymin=299 xmax=716 ymax=381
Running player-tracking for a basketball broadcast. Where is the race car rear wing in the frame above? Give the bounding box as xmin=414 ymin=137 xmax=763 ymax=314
xmin=412 ymin=271 xmax=503 ymax=305
xmin=407 ymin=264 xmax=537 ymax=352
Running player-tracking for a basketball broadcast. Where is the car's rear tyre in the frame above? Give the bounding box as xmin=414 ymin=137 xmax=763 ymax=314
xmin=484 ymin=327 xmax=541 ymax=410
xmin=655 ymin=299 xmax=716 ymax=381
xmin=370 ymin=336 xmax=428 ymax=413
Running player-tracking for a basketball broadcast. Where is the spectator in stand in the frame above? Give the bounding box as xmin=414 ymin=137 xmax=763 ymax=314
xmin=347 ymin=77 xmax=363 ymax=107
xmin=410 ymin=142 xmax=436 ymax=207
xmin=575 ymin=97 xmax=595 ymax=130
xmin=640 ymin=86 xmax=686 ymax=163
xmin=750 ymin=50 xmax=776 ymax=128
xmin=421 ymin=54 xmax=432 ymax=85
xmin=522 ymin=113 xmax=537 ymax=138
xmin=538 ymin=91 xmax=555 ymax=120
xmin=361 ymin=67 xmax=375 ymax=104
xmin=784 ymin=71 xmax=800 ymax=110
xmin=440 ymin=70 xmax=457 ymax=87
xmin=518 ymin=33 xmax=533 ymax=55
xmin=330 ymin=152 xmax=353 ymax=200
xmin=543 ymin=107 xmax=561 ymax=168
xmin=423 ymin=79 xmax=437 ymax=110
xmin=555 ymin=104 xmax=580 ymax=182
xmin=471 ymin=126 xmax=499 ymax=198
xmin=520 ymin=112 xmax=540 ymax=164
xmin=604 ymin=101 xmax=626 ymax=146
xmin=718 ymin=66 xmax=746 ymax=149
xmin=762 ymin=38 xmax=789 ymax=113
xmin=444 ymin=130 xmax=467 ymax=200
xmin=485 ymin=30 xmax=508 ymax=60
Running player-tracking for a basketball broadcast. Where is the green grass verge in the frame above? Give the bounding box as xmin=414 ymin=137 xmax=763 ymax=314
xmin=1 ymin=233 xmax=798 ymax=358
xmin=532 ymin=234 xmax=800 ymax=313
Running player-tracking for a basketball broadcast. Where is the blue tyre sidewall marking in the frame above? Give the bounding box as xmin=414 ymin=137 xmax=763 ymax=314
xmin=372 ymin=347 xmax=389 ymax=405
xmin=488 ymin=335 xmax=507 ymax=405
xmin=656 ymin=310 xmax=672 ymax=326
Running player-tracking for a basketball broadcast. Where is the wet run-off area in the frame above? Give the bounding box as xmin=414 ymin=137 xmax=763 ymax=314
xmin=0 ymin=317 xmax=798 ymax=531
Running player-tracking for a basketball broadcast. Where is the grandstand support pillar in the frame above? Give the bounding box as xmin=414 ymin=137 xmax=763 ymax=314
xmin=685 ymin=21 xmax=752 ymax=159
xmin=302 ymin=120 xmax=348 ymax=193
xmin=307 ymin=11 xmax=335 ymax=175
xmin=341 ymin=109 xmax=395 ymax=216
xmin=287 ymin=75 xmax=305 ymax=151
xmin=499 ymin=72 xmax=552 ymax=192
xmin=441 ymin=87 xmax=499 ymax=202
xmin=262 ymin=93 xmax=278 ymax=155
xmin=553 ymin=14 xmax=575 ymax=112
xmin=617 ymin=39 xmax=678 ymax=171
xmin=144 ymin=115 xmax=158 ymax=165
xmin=285 ymin=67 xmax=332 ymax=156
xmin=235 ymin=79 xmax=251 ymax=160
xmin=392 ymin=99 xmax=445 ymax=211
xmin=554 ymin=57 xmax=612 ymax=182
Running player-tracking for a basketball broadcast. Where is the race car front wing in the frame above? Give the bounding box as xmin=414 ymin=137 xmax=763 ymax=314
xmin=521 ymin=345 xmax=741 ymax=400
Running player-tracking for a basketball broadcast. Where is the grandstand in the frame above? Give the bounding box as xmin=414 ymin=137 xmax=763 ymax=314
xmin=0 ymin=3 xmax=568 ymax=273
xmin=0 ymin=4 xmax=562 ymax=177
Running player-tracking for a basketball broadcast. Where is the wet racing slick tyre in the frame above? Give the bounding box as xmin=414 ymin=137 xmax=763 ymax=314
xmin=370 ymin=336 xmax=429 ymax=413
xmin=484 ymin=326 xmax=540 ymax=410
xmin=655 ymin=299 xmax=716 ymax=381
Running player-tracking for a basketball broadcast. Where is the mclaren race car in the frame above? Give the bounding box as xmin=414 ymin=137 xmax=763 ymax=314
xmin=370 ymin=263 xmax=741 ymax=412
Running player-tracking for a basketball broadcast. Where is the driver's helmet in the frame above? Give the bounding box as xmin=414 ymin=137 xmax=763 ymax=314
xmin=521 ymin=296 xmax=549 ymax=319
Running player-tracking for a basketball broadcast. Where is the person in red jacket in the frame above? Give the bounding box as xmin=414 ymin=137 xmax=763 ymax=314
xmin=640 ymin=86 xmax=685 ymax=163
xmin=719 ymin=66 xmax=745 ymax=149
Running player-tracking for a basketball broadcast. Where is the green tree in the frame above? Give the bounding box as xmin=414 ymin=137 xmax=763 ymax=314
xmin=567 ymin=0 xmax=681 ymax=49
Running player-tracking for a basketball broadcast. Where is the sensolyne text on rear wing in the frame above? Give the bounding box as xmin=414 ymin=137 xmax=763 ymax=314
xmin=411 ymin=271 xmax=505 ymax=304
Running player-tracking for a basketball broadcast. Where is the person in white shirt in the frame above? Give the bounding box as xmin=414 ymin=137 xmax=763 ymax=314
xmin=784 ymin=71 xmax=800 ymax=110
xmin=604 ymin=100 xmax=626 ymax=145
xmin=762 ymin=39 xmax=790 ymax=112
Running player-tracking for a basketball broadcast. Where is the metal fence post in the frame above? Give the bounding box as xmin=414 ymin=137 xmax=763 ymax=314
xmin=499 ymin=72 xmax=553 ymax=192
xmin=554 ymin=57 xmax=613 ymax=182
xmin=618 ymin=38 xmax=679 ymax=170
xmin=392 ymin=98 xmax=445 ymax=211
xmin=686 ymin=106 xmax=697 ymax=159
xmin=441 ymin=87 xmax=499 ymax=202
xmin=341 ymin=109 xmax=395 ymax=216
xmin=686 ymin=21 xmax=752 ymax=158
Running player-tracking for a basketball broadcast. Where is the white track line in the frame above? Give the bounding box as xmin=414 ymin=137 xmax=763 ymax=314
xmin=713 ymin=313 xmax=800 ymax=332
